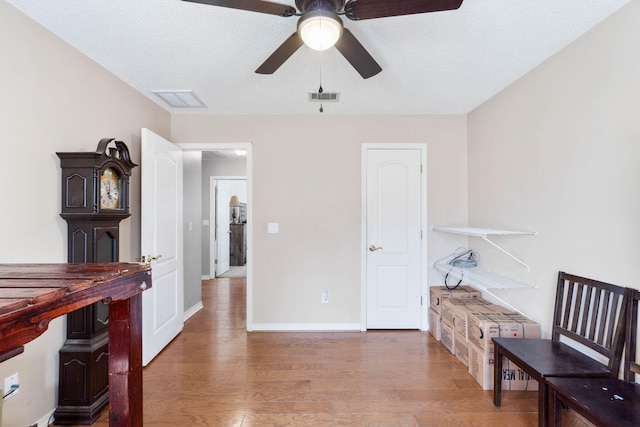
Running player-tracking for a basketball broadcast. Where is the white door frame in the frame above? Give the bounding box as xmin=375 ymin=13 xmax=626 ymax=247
xmin=360 ymin=143 xmax=428 ymax=331
xmin=178 ymin=142 xmax=254 ymax=331
xmin=210 ymin=176 xmax=247 ymax=277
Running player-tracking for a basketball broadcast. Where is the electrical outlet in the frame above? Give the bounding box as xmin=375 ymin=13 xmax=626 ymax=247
xmin=322 ymin=290 xmax=329 ymax=304
xmin=3 ymin=372 xmax=19 ymax=400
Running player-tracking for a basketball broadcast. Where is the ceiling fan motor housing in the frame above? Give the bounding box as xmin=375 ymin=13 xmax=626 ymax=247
xmin=296 ymin=0 xmax=345 ymax=14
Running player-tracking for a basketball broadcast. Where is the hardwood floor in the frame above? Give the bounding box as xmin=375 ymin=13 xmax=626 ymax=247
xmin=73 ymin=277 xmax=540 ymax=426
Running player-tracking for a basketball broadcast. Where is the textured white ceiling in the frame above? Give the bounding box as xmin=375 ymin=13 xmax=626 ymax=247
xmin=6 ymin=0 xmax=630 ymax=115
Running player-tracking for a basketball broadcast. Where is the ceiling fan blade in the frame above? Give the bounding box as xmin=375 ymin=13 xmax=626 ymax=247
xmin=255 ymin=33 xmax=304 ymax=74
xmin=344 ymin=0 xmax=463 ymax=21
xmin=182 ymin=0 xmax=296 ymax=17
xmin=334 ymin=28 xmax=381 ymax=79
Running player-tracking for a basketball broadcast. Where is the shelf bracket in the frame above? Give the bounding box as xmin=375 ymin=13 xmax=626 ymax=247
xmin=479 ymin=235 xmax=530 ymax=271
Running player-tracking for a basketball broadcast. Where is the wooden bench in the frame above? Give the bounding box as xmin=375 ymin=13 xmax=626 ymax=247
xmin=0 ymin=263 xmax=151 ymax=427
xmin=547 ymin=287 xmax=640 ymax=426
xmin=493 ymin=272 xmax=629 ymax=427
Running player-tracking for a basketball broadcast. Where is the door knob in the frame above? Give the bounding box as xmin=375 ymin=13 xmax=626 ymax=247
xmin=138 ymin=254 xmax=162 ymax=263
xmin=369 ymin=245 xmax=383 ymax=252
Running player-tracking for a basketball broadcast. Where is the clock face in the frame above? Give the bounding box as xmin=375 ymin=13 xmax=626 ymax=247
xmin=100 ymin=168 xmax=120 ymax=209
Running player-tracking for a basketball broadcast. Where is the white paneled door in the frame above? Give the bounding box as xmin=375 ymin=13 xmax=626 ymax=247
xmin=215 ymin=180 xmax=231 ymax=276
xmin=141 ymin=128 xmax=184 ymax=366
xmin=365 ymin=148 xmax=422 ymax=329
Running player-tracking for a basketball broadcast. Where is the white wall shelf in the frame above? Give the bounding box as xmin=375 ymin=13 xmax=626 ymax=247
xmin=433 ymin=261 xmax=534 ymax=290
xmin=433 ymin=226 xmax=537 ymax=270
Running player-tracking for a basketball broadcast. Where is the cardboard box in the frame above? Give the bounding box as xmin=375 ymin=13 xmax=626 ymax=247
xmin=454 ymin=332 xmax=470 ymax=367
xmin=441 ymin=297 xmax=492 ymax=328
xmin=451 ymin=303 xmax=501 ymax=367
xmin=441 ymin=297 xmax=475 ymax=326
xmin=441 ymin=320 xmax=455 ymax=354
xmin=450 ymin=300 xmax=498 ymax=341
xmin=428 ymin=307 xmax=441 ymax=341
xmin=468 ymin=342 xmax=538 ymax=391
xmin=429 ymin=285 xmax=481 ymax=315
xmin=467 ymin=311 xmax=540 ymax=355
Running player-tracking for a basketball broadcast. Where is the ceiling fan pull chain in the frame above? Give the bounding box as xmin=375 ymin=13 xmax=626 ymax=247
xmin=319 ymin=43 xmax=323 ymax=91
xmin=318 ymin=44 xmax=324 ymax=113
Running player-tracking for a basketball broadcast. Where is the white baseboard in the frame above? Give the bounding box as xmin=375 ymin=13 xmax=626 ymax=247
xmin=201 ymin=275 xmax=211 ymax=280
xmin=184 ymin=301 xmax=203 ymax=321
xmin=251 ymin=323 xmax=362 ymax=331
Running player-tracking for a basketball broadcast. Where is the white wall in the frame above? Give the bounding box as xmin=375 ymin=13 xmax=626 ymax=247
xmin=0 ymin=2 xmax=170 ymax=425
xmin=183 ymin=151 xmax=203 ymax=312
xmin=172 ymin=115 xmax=469 ymax=327
xmin=467 ymin=1 xmax=640 ymax=335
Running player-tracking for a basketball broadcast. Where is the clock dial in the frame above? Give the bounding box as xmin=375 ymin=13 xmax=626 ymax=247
xmin=100 ymin=168 xmax=120 ymax=209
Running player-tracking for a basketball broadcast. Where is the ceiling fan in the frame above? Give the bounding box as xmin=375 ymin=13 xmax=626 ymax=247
xmin=182 ymin=0 xmax=464 ymax=79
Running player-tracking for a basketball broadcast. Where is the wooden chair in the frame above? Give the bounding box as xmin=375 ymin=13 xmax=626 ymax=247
xmin=492 ymin=272 xmax=629 ymax=427
xmin=546 ymin=287 xmax=640 ymax=426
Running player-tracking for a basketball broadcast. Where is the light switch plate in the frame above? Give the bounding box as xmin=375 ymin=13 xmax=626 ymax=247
xmin=267 ymin=223 xmax=279 ymax=234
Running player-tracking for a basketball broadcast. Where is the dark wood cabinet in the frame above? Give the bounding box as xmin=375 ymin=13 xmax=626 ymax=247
xmin=230 ymin=223 xmax=246 ymax=266
xmin=54 ymin=139 xmax=136 ymax=425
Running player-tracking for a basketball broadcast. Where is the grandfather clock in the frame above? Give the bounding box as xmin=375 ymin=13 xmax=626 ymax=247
xmin=54 ymin=138 xmax=137 ymax=424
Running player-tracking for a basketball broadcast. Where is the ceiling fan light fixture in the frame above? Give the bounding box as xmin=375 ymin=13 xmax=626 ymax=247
xmin=298 ymin=10 xmax=343 ymax=51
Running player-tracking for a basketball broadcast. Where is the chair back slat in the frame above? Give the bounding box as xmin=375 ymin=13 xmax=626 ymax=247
xmin=587 ymin=289 xmax=602 ymax=341
xmin=552 ymin=272 xmax=628 ymax=373
xmin=558 ymin=279 xmax=573 ymax=332
xmin=596 ymin=290 xmax=612 ymax=346
xmin=624 ymin=289 xmax=639 ymax=383
xmin=569 ymin=283 xmax=584 ymax=333
xmin=604 ymin=293 xmax=621 ymax=349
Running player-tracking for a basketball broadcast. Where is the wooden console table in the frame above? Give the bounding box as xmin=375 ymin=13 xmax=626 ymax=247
xmin=0 ymin=262 xmax=151 ymax=427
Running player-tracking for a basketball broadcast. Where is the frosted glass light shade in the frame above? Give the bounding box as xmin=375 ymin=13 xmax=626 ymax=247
xmin=298 ymin=12 xmax=343 ymax=51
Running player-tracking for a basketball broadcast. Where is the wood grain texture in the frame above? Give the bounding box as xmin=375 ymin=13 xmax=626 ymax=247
xmin=74 ymin=277 xmax=546 ymax=427
xmin=108 ymin=293 xmax=144 ymax=426
xmin=0 ymin=263 xmax=150 ymax=357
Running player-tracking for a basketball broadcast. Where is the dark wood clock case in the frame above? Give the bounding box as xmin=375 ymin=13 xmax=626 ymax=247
xmin=54 ymin=138 xmax=137 ymax=425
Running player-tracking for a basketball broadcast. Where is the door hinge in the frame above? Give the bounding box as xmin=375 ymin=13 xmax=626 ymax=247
xmin=420 ymin=164 xmax=423 ymax=173
xmin=420 ymin=296 xmax=423 ymax=306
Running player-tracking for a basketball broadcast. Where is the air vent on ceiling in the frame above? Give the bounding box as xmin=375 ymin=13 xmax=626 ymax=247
xmin=152 ymin=90 xmax=206 ymax=108
xmin=308 ymin=92 xmax=340 ymax=102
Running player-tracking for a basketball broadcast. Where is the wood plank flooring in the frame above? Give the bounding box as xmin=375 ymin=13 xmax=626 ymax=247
xmin=71 ymin=277 xmax=543 ymax=426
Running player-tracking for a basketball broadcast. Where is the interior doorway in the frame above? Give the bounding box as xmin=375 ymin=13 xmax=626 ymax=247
xmin=211 ymin=177 xmax=247 ymax=278
xmin=178 ymin=142 xmax=253 ymax=330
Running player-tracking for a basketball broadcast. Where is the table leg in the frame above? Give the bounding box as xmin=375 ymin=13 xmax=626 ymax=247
xmin=108 ymin=293 xmax=143 ymax=427
xmin=548 ymin=386 xmax=559 ymax=426
xmin=539 ymin=382 xmax=548 ymax=427
xmin=494 ymin=345 xmax=503 ymax=406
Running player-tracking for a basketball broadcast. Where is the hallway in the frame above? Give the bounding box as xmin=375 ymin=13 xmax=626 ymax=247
xmin=81 ymin=277 xmax=539 ymax=426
